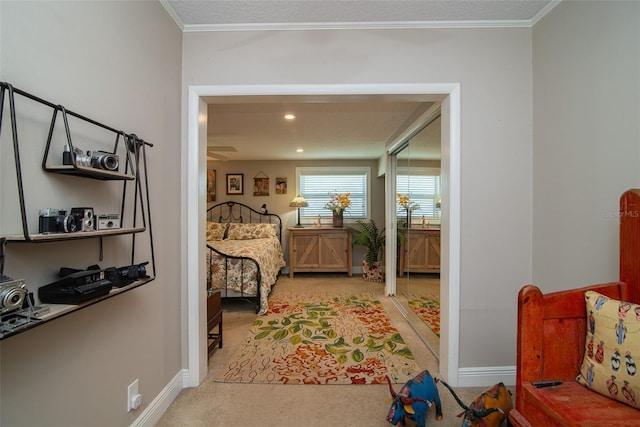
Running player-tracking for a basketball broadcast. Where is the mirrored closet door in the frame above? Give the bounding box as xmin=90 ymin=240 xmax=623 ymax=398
xmin=391 ymin=115 xmax=442 ymax=357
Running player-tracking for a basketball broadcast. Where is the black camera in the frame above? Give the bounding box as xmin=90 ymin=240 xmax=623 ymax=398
xmin=104 ymin=262 xmax=149 ymax=288
xmin=38 ymin=208 xmax=78 ymax=233
xmin=90 ymin=151 xmax=119 ymax=171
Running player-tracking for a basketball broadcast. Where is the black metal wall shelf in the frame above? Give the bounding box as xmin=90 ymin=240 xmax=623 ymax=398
xmin=0 ymin=81 xmax=157 ymax=340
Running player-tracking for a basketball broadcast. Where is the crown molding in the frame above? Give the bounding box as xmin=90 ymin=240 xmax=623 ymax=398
xmin=182 ymin=19 xmax=538 ymax=33
xmin=159 ymin=0 xmax=185 ymax=31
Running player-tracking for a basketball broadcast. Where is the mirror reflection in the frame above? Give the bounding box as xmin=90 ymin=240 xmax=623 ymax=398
xmin=394 ymin=116 xmax=441 ymax=357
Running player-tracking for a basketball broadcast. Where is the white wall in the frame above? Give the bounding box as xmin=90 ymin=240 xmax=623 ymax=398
xmin=532 ymin=1 xmax=640 ymax=289
xmin=184 ymin=27 xmax=533 ymax=369
xmin=0 ymin=2 xmax=182 ymax=426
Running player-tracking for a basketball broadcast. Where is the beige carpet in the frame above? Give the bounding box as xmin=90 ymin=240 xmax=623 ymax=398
xmin=156 ymin=274 xmax=509 ymax=426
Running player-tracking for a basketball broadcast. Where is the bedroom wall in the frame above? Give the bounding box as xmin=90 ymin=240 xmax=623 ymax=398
xmin=208 ymin=158 xmax=384 ymax=267
xmin=0 ymin=2 xmax=182 ymax=426
xmin=532 ymin=2 xmax=640 ymax=290
xmin=185 ymin=27 xmax=533 ymax=370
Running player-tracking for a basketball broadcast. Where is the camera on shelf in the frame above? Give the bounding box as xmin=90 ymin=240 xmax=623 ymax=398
xmin=104 ymin=261 xmax=149 ymax=288
xmin=90 ymin=151 xmax=119 ymax=171
xmin=38 ymin=208 xmax=78 ymax=233
xmin=0 ymin=279 xmax=28 ymax=315
xmin=62 ymin=145 xmax=119 ymax=171
xmin=97 ymin=214 xmax=121 ymax=230
xmin=70 ymin=207 xmax=95 ymax=232
xmin=62 ymin=145 xmax=91 ymax=167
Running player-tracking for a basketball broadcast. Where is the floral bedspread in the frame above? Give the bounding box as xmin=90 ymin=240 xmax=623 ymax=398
xmin=206 ymin=237 xmax=286 ymax=314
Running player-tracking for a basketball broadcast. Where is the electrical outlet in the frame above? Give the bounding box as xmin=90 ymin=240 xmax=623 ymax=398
xmin=127 ymin=379 xmax=139 ymax=412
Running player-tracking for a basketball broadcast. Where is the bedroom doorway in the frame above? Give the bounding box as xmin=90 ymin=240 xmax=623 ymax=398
xmin=184 ymin=83 xmax=461 ymax=386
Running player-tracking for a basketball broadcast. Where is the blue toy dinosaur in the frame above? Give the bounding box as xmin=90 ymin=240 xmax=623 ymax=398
xmin=386 ymin=370 xmax=443 ymax=427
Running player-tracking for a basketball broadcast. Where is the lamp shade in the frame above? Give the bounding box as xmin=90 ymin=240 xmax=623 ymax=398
xmin=289 ymin=195 xmax=308 ymax=208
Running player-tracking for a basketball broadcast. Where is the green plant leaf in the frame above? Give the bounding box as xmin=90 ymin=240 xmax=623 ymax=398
xmin=273 ymin=329 xmax=288 ymax=341
xmin=351 ymin=349 xmax=364 ymax=363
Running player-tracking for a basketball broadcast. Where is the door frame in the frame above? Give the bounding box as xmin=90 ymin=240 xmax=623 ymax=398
xmin=183 ymin=83 xmax=461 ymax=386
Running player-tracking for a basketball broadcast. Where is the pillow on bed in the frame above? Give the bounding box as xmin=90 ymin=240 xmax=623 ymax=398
xmin=576 ymin=290 xmax=640 ymax=409
xmin=227 ymin=223 xmax=277 ymax=240
xmin=206 ymin=222 xmax=227 ymax=241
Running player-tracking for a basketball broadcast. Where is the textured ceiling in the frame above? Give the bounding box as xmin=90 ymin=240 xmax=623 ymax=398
xmin=165 ymin=0 xmax=554 ymax=30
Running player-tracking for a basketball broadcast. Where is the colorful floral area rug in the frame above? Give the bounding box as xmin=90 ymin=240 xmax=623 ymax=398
xmin=217 ymin=293 xmax=421 ymax=385
xmin=407 ymin=295 xmax=440 ymax=337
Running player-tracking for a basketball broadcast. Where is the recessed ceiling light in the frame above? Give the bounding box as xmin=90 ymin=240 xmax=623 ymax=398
xmin=284 ymin=114 xmax=296 ymax=120
xmin=296 ymin=148 xmax=304 ymax=153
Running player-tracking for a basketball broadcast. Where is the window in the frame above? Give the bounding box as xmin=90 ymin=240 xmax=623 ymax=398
xmin=396 ymin=168 xmax=440 ymax=220
xmin=296 ymin=167 xmax=370 ymax=220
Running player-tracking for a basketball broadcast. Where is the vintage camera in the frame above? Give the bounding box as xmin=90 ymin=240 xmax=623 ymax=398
xmin=70 ymin=207 xmax=95 ymax=232
xmin=97 ymin=214 xmax=121 ymax=230
xmin=38 ymin=208 xmax=78 ymax=233
xmin=62 ymin=145 xmax=92 ymax=167
xmin=90 ymin=151 xmax=119 ymax=171
xmin=0 ymin=279 xmax=28 ymax=315
xmin=104 ymin=262 xmax=149 ymax=288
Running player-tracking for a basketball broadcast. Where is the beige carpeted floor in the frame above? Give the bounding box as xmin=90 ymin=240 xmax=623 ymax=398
xmin=156 ymin=274 xmax=507 ymax=426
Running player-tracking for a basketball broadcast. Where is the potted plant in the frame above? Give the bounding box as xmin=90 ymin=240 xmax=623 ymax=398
xmin=349 ymin=219 xmax=386 ymax=282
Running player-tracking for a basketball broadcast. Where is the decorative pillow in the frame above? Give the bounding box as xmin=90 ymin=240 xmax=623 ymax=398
xmin=206 ymin=222 xmax=227 ymax=241
xmin=576 ymin=290 xmax=640 ymax=409
xmin=227 ymin=223 xmax=277 ymax=240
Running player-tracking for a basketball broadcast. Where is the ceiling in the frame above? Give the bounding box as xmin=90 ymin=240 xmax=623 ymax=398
xmin=163 ymin=1 xmax=555 ymax=161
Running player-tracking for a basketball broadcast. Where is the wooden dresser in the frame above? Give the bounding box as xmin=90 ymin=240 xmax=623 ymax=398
xmin=288 ymin=227 xmax=352 ymax=277
xmin=399 ymin=227 xmax=441 ymax=275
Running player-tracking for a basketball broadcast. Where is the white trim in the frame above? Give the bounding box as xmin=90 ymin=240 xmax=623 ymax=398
xmin=185 ymin=83 xmax=462 ymax=387
xmin=181 ymin=20 xmax=536 ymax=33
xmin=158 ymin=0 xmax=185 ymax=31
xmin=531 ymin=0 xmax=562 ymax=26
xmin=457 ymin=366 xmax=517 ymax=388
xmin=130 ymin=369 xmax=187 ymax=427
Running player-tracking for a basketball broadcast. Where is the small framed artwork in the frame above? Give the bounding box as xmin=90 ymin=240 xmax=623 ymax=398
xmin=276 ymin=177 xmax=287 ymax=194
xmin=207 ymin=169 xmax=216 ymax=202
xmin=253 ymin=177 xmax=269 ymax=196
xmin=226 ymin=173 xmax=244 ymax=195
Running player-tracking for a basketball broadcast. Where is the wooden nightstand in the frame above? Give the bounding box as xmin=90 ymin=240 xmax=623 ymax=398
xmin=289 ymin=227 xmax=352 ymax=278
xmin=207 ymin=290 xmax=222 ymax=357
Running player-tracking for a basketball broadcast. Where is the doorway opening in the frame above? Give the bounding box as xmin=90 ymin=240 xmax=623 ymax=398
xmin=184 ymin=83 xmax=461 ymax=386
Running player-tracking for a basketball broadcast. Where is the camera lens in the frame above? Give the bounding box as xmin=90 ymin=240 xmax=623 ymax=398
xmin=57 ymin=215 xmax=77 ymax=233
xmin=0 ymin=285 xmax=26 ymax=311
xmin=101 ymin=155 xmax=118 ymax=171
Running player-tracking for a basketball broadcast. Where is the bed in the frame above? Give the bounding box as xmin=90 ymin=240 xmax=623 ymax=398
xmin=206 ymin=202 xmax=286 ymax=314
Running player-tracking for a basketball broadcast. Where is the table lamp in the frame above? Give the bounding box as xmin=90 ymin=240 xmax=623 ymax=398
xmin=289 ymin=195 xmax=308 ymax=227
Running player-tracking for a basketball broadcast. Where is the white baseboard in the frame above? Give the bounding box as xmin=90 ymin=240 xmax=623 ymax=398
xmin=130 ymin=369 xmax=188 ymax=427
xmin=457 ymin=365 xmax=516 ymax=387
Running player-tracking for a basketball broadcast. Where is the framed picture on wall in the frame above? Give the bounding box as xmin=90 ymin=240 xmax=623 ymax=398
xmin=226 ymin=173 xmax=243 ymax=195
xmin=207 ymin=169 xmax=216 ymax=202
xmin=276 ymin=177 xmax=287 ymax=194
xmin=253 ymin=177 xmax=269 ymax=196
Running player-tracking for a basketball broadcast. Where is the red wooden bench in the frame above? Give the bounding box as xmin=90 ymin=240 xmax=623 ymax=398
xmin=509 ymin=282 xmax=640 ymax=426
xmin=510 ymin=189 xmax=640 ymax=426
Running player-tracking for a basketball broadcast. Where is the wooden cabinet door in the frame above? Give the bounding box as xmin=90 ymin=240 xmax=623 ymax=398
xmin=319 ymin=233 xmax=348 ymax=269
xmin=292 ymin=234 xmax=319 ymax=268
xmin=425 ymin=233 xmax=441 ymax=270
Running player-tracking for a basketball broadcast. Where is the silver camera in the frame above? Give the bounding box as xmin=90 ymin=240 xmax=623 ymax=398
xmin=0 ymin=279 xmax=27 ymax=315
xmin=62 ymin=145 xmax=92 ymax=167
xmin=90 ymin=151 xmax=119 ymax=171
xmin=62 ymin=145 xmax=119 ymax=171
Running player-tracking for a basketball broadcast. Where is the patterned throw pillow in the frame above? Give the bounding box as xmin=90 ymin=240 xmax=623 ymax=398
xmin=206 ymin=222 xmax=227 ymax=241
xmin=227 ymin=223 xmax=277 ymax=240
xmin=576 ymin=290 xmax=640 ymax=409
